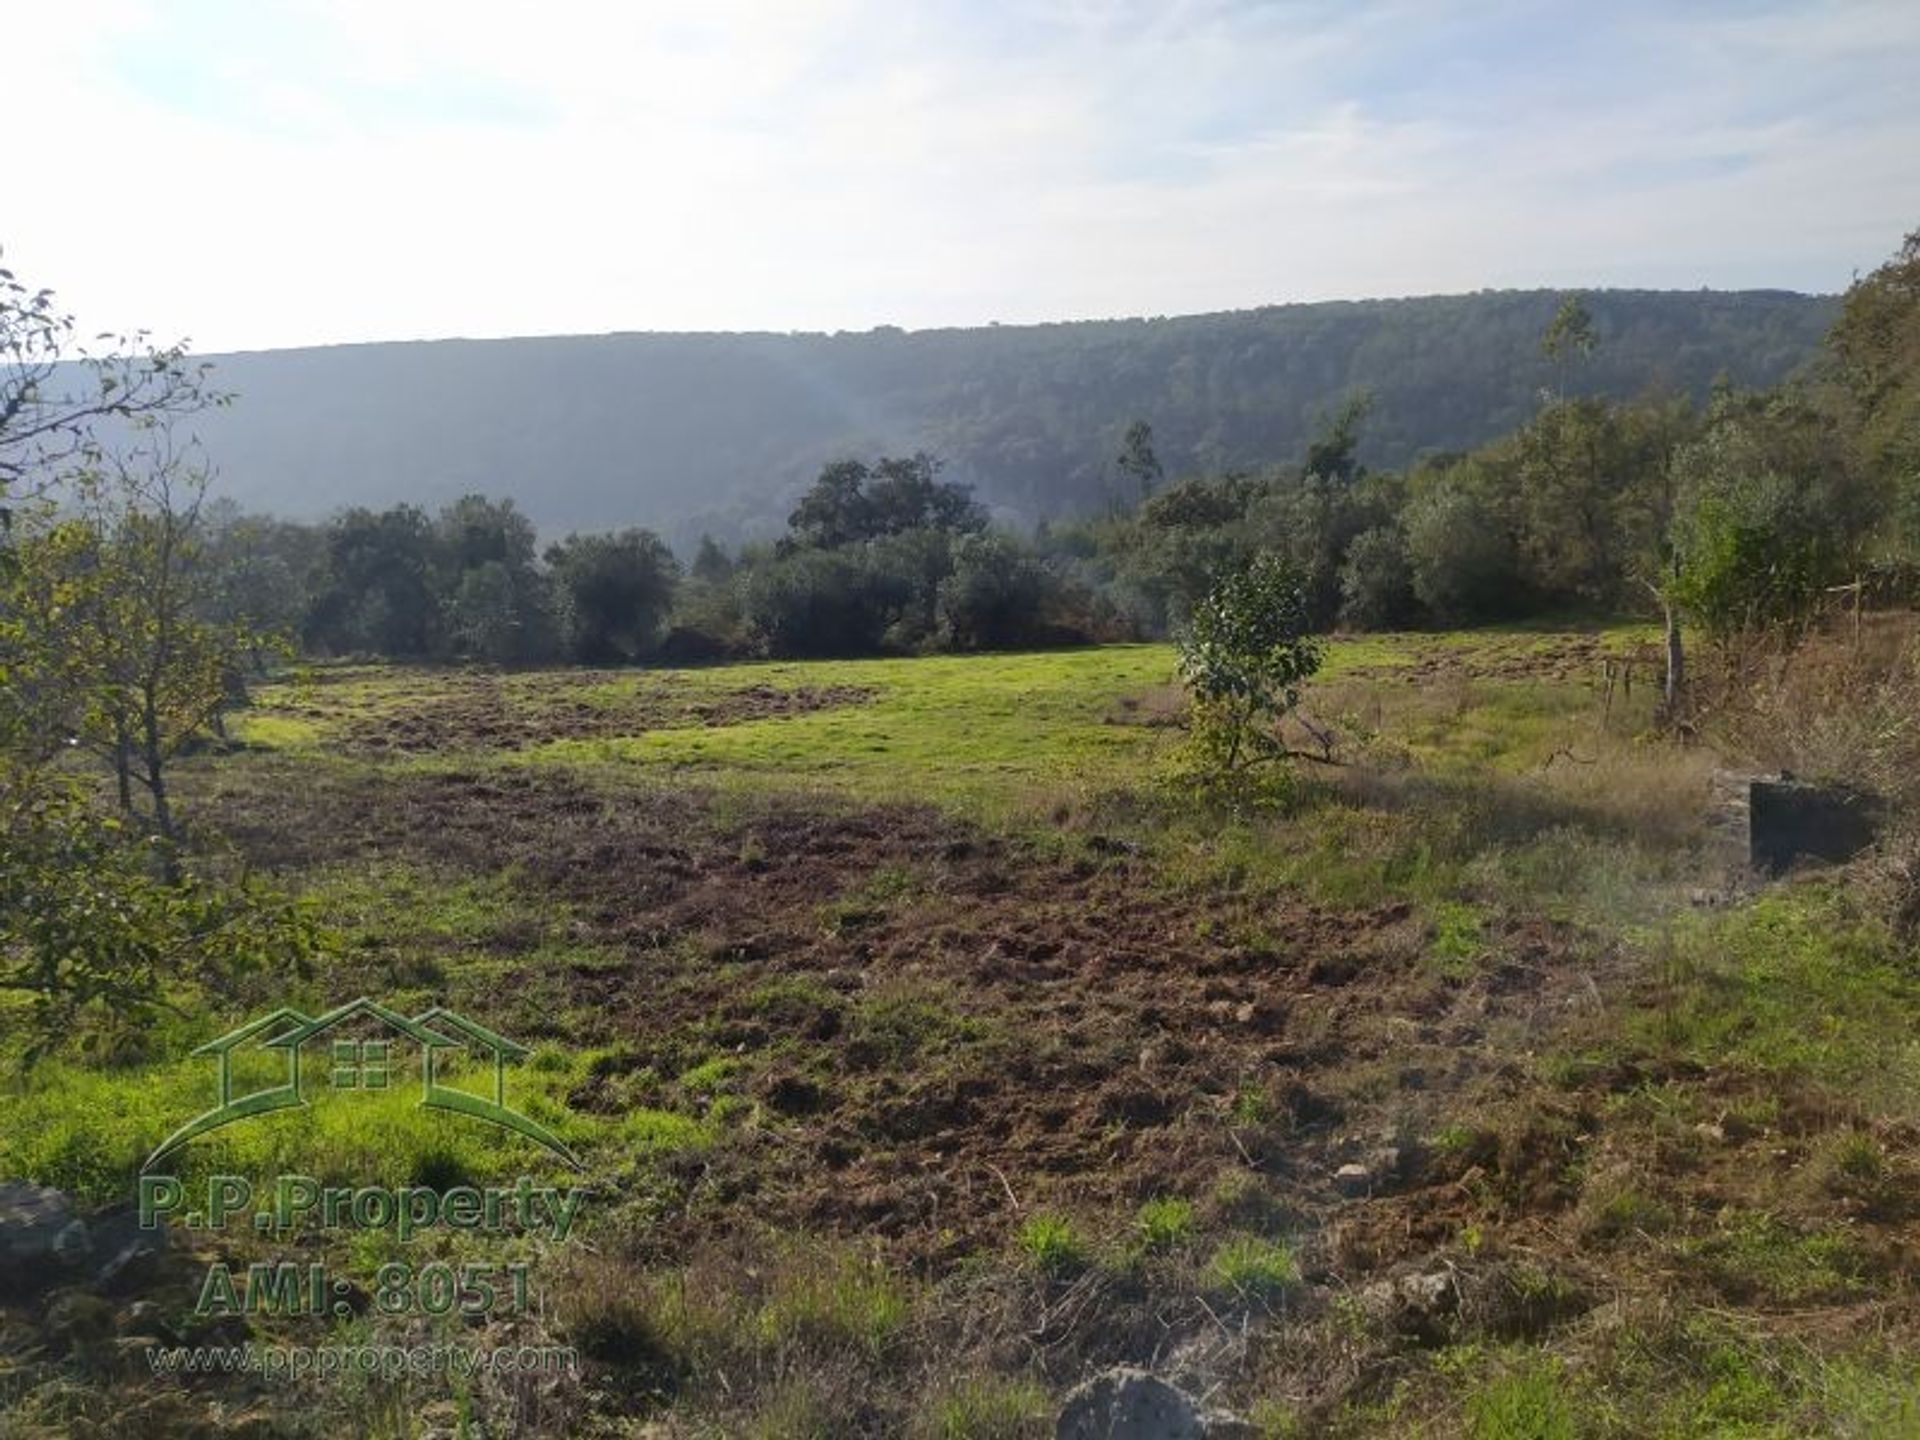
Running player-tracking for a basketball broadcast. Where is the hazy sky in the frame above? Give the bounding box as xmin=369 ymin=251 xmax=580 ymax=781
xmin=7 ymin=0 xmax=1917 ymax=352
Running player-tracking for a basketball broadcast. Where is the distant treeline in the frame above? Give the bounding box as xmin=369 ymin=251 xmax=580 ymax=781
xmin=194 ymin=237 xmax=1916 ymax=663
xmin=198 ymin=455 xmax=1125 ymax=664
xmin=185 ymin=288 xmax=1834 ymax=547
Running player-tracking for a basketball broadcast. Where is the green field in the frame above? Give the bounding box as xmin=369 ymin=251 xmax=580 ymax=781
xmin=6 ymin=629 xmax=1917 ymax=1438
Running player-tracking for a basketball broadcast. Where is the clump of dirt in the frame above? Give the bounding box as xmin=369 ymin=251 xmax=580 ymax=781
xmin=330 ymin=674 xmax=874 ymax=753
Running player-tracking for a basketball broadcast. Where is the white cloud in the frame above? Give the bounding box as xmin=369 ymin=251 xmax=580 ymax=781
xmin=4 ymin=0 xmax=1915 ymax=349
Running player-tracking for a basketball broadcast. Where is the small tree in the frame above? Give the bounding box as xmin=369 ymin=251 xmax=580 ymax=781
xmin=1 ymin=781 xmax=320 ymax=1062
xmin=1542 ymin=294 xmax=1596 ymax=401
xmin=1667 ymin=393 xmax=1858 ymax=672
xmin=1117 ymin=419 xmax=1164 ymax=504
xmin=546 ymin=528 xmax=680 ymax=662
xmin=937 ymin=531 xmax=1052 ymax=650
xmin=0 ymin=259 xmax=315 ymax=1062
xmin=11 ymin=434 xmax=280 ymax=862
xmin=1338 ymin=524 xmax=1418 ymax=630
xmin=1176 ymin=554 xmax=1323 ymax=777
xmin=1405 ymin=481 xmax=1523 ymax=624
xmin=2 ymin=252 xmax=222 ymax=513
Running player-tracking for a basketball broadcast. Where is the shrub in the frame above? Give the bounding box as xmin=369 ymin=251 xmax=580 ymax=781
xmin=1405 ymin=483 xmax=1524 ymax=624
xmin=937 ymin=531 xmax=1055 ymax=650
xmin=1338 ymin=524 xmax=1420 ymax=630
xmin=1176 ymin=554 xmax=1323 ymax=777
xmin=738 ymin=544 xmax=915 ymax=657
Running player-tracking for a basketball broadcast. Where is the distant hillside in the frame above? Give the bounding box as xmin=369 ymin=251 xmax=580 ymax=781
xmin=189 ymin=288 xmax=1838 ymax=548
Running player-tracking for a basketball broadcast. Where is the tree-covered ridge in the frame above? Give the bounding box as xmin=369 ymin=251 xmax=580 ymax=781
xmin=186 ymin=288 xmax=1834 ymax=546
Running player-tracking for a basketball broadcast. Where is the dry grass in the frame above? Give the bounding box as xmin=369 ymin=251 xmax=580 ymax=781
xmin=1699 ymin=610 xmax=1920 ymax=804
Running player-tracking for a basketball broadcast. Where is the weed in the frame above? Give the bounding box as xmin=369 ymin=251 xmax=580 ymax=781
xmin=1135 ymin=1195 xmax=1197 ymax=1251
xmin=755 ymin=1246 xmax=910 ymax=1357
xmin=1246 ymin=1397 xmax=1305 ymax=1437
xmin=1829 ymin=1129 xmax=1887 ymax=1185
xmin=1431 ymin=899 xmax=1487 ymax=972
xmin=1206 ymin=1236 xmax=1298 ymax=1300
xmin=1017 ymin=1213 xmax=1085 ymax=1274
xmin=1678 ymin=1211 xmax=1869 ymax=1304
xmin=1464 ymin=1353 xmax=1576 ymax=1440
xmin=915 ymin=1376 xmax=1052 ymax=1439
xmin=850 ymin=983 xmax=985 ymax=1066
xmin=1577 ymin=1170 xmax=1675 ymax=1242
xmin=560 ymin=1261 xmax=663 ymax=1367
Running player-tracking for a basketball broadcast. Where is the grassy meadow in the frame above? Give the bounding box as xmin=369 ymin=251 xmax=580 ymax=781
xmin=5 ymin=626 xmax=1919 ymax=1438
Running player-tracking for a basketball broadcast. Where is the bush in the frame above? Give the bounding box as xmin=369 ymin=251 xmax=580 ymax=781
xmin=1338 ymin=524 xmax=1419 ymax=630
xmin=546 ymin=528 xmax=681 ymax=662
xmin=937 ymin=532 xmax=1054 ymax=649
xmin=1405 ymin=483 xmax=1524 ymax=624
xmin=1176 ymin=554 xmax=1323 ymax=776
xmin=738 ymin=543 xmax=924 ymax=657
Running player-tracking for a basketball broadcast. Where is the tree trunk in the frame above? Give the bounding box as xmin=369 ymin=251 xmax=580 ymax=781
xmin=1663 ymin=597 xmax=1685 ymax=722
xmin=141 ymin=682 xmax=182 ymax=882
xmin=113 ymin=722 xmax=133 ymax=813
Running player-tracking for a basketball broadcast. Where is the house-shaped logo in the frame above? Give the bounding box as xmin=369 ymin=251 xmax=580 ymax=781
xmin=144 ymin=997 xmax=581 ymax=1171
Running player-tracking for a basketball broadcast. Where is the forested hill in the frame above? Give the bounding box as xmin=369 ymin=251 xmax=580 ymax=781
xmin=191 ymin=288 xmax=1836 ymax=547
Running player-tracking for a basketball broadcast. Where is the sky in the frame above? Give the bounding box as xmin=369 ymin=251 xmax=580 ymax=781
xmin=5 ymin=0 xmax=1917 ymax=353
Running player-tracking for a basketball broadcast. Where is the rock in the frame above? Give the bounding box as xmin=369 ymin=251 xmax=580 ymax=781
xmin=120 ymin=1299 xmax=179 ymax=1344
xmin=110 ymin=1334 xmax=167 ymax=1367
xmin=1749 ymin=778 xmax=1880 ymax=874
xmin=1361 ymin=1267 xmax=1460 ymax=1343
xmin=1333 ymin=1162 xmax=1373 ymax=1196
xmin=44 ymin=1290 xmax=116 ymax=1349
xmin=91 ymin=1206 xmax=170 ymax=1293
xmin=0 ymin=1182 xmax=91 ymax=1289
xmin=1056 ymin=1367 xmax=1251 ymax=1439
xmin=54 ymin=1218 xmax=93 ymax=1265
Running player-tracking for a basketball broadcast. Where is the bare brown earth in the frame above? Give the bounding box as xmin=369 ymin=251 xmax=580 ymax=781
xmin=203 ymin=764 xmax=1612 ymax=1282
xmin=282 ymin=672 xmax=874 ymax=754
xmin=1346 ymin=633 xmax=1649 ymax=685
xmin=59 ymin=649 xmax=1920 ymax=1434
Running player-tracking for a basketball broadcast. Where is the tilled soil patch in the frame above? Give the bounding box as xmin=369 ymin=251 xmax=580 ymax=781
xmin=311 ymin=673 xmax=875 ymax=754
xmin=202 ymin=763 xmax=1618 ymax=1275
xmin=1347 ymin=635 xmax=1650 ymax=685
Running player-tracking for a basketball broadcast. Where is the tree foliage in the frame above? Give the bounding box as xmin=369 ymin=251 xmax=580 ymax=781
xmin=0 ymin=261 xmax=315 ymax=1062
xmin=0 ymin=780 xmax=319 ymax=1063
xmin=1828 ymin=228 xmax=1920 ymax=555
xmin=546 ymin=529 xmax=681 ymax=662
xmin=161 ymin=288 xmax=1835 ymax=547
xmin=1 ymin=253 xmax=223 ymax=512
xmin=1668 ymin=393 xmax=1859 ymax=646
xmin=1176 ymin=555 xmax=1323 ymax=777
